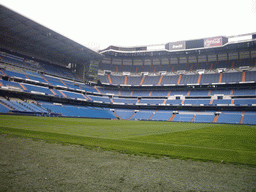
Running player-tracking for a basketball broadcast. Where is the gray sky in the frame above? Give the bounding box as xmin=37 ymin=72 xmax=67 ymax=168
xmin=1 ymin=0 xmax=256 ymax=51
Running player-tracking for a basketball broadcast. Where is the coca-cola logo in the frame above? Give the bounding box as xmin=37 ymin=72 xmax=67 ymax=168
xmin=204 ymin=37 xmax=222 ymax=47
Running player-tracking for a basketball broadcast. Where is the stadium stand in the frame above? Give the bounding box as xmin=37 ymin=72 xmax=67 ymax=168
xmin=140 ymin=98 xmax=165 ymax=105
xmin=114 ymin=109 xmax=136 ymax=120
xmin=0 ymin=5 xmax=256 ymax=124
xmin=160 ymin=75 xmax=180 ymax=85
xmin=216 ymin=111 xmax=242 ymax=124
xmin=172 ymin=113 xmax=195 ymax=122
xmin=98 ymin=75 xmax=109 ymax=84
xmin=120 ymin=90 xmax=132 ymax=96
xmin=233 ymin=89 xmax=255 ymax=96
xmin=127 ymin=76 xmax=143 ymax=86
xmin=189 ymin=90 xmax=210 ymax=96
xmin=130 ymin=110 xmax=155 ymax=120
xmin=0 ymin=97 xmax=48 ymax=114
xmin=165 ymin=99 xmax=183 ymax=105
xmin=110 ymin=75 xmax=125 ymax=85
xmin=184 ymin=99 xmax=211 ymax=105
xmin=112 ymin=98 xmax=138 ymax=104
xmin=193 ymin=113 xmax=215 ymax=123
xmin=133 ymin=91 xmax=151 ymax=97
xmin=200 ymin=73 xmax=220 ymax=84
xmin=179 ymin=74 xmax=199 ymax=85
xmin=21 ymin=83 xmax=54 ymax=96
xmin=41 ymin=102 xmax=115 ymax=119
xmin=150 ymin=90 xmax=169 ymax=97
xmin=242 ymin=111 xmax=256 ymax=124
xmin=150 ymin=110 xmax=173 ymax=121
xmin=0 ymin=103 xmax=10 ymax=113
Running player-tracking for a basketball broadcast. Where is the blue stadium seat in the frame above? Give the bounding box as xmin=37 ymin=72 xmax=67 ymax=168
xmin=189 ymin=90 xmax=209 ymax=96
xmin=193 ymin=114 xmax=215 ymax=123
xmin=133 ymin=91 xmax=151 ymax=96
xmin=127 ymin=76 xmax=142 ymax=86
xmin=150 ymin=91 xmax=169 ymax=97
xmin=161 ymin=75 xmax=179 ymax=85
xmin=221 ymin=72 xmax=242 ymax=83
xmin=110 ymin=75 xmax=125 ymax=85
xmin=242 ymin=112 xmax=256 ymax=124
xmin=233 ymin=99 xmax=256 ymax=105
xmin=200 ymin=73 xmax=220 ymax=84
xmin=184 ymin=99 xmax=211 ymax=105
xmin=0 ymin=103 xmax=10 ymax=113
xmin=150 ymin=111 xmax=172 ymax=121
xmin=142 ymin=76 xmax=160 ymax=85
xmin=166 ymin=100 xmax=182 ymax=105
xmin=61 ymin=90 xmax=86 ymax=100
xmin=172 ymin=114 xmax=194 ymax=122
xmin=179 ymin=74 xmax=199 ymax=85
xmin=217 ymin=112 xmax=242 ymax=124
xmin=212 ymin=100 xmax=231 ymax=105
xmin=245 ymin=71 xmax=256 ymax=82
xmin=115 ymin=109 xmax=135 ymax=120
xmin=112 ymin=98 xmax=137 ymax=104
xmin=139 ymin=99 xmax=165 ymax=105
xmin=129 ymin=110 xmax=155 ymax=120
xmin=98 ymin=75 xmax=109 ymax=84
xmin=233 ymin=89 xmax=255 ymax=96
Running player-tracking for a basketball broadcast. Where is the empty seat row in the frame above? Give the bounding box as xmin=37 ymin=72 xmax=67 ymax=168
xmin=99 ymin=59 xmax=256 ymax=73
xmin=93 ymin=88 xmax=256 ymax=97
xmin=99 ymin=71 xmax=256 ymax=85
xmin=0 ymin=52 xmax=79 ymax=81
xmin=2 ymin=79 xmax=255 ymax=106
xmin=41 ymin=102 xmax=115 ymax=119
xmin=0 ymin=99 xmax=48 ymax=113
xmin=114 ymin=109 xmax=256 ymax=124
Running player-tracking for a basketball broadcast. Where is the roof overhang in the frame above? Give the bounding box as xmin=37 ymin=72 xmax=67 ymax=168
xmin=0 ymin=5 xmax=103 ymax=66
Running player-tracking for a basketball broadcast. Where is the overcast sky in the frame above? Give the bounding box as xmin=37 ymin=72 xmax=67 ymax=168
xmin=1 ymin=0 xmax=256 ymax=51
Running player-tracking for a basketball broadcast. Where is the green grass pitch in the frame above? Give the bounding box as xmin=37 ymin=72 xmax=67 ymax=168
xmin=0 ymin=115 xmax=256 ymax=165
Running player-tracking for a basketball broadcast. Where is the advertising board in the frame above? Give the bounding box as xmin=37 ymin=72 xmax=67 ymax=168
xmin=165 ymin=41 xmax=185 ymax=50
xmin=204 ymin=37 xmax=222 ymax=48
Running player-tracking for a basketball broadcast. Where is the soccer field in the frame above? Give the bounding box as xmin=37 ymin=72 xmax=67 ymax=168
xmin=0 ymin=115 xmax=255 ymax=165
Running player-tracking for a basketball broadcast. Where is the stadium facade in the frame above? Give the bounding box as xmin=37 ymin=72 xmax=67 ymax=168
xmin=0 ymin=5 xmax=256 ymax=124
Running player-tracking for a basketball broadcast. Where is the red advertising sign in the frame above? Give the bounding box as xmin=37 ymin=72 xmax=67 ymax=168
xmin=204 ymin=37 xmax=222 ymax=48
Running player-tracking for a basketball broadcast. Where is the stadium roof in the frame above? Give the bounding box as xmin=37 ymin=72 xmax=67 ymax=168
xmin=99 ymin=34 xmax=256 ymax=57
xmin=0 ymin=5 xmax=103 ymax=66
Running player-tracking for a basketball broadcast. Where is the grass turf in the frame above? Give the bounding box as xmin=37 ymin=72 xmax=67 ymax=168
xmin=0 ymin=115 xmax=255 ymax=165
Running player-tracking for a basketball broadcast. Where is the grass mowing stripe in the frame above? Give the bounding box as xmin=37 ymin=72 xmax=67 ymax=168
xmin=126 ymin=124 xmax=256 ymax=152
xmin=1 ymin=126 xmax=256 ymax=165
xmin=127 ymin=139 xmax=256 ymax=153
xmin=1 ymin=115 xmax=255 ymax=165
xmin=120 ymin=124 xmax=217 ymax=139
xmin=0 ymin=115 xmax=216 ymax=139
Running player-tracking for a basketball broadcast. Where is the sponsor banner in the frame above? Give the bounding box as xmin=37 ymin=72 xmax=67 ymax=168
xmin=204 ymin=37 xmax=222 ymax=48
xmin=147 ymin=44 xmax=165 ymax=51
xmin=166 ymin=41 xmax=185 ymax=50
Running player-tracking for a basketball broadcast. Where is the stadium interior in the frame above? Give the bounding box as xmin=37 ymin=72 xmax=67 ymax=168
xmin=0 ymin=5 xmax=256 ymax=124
